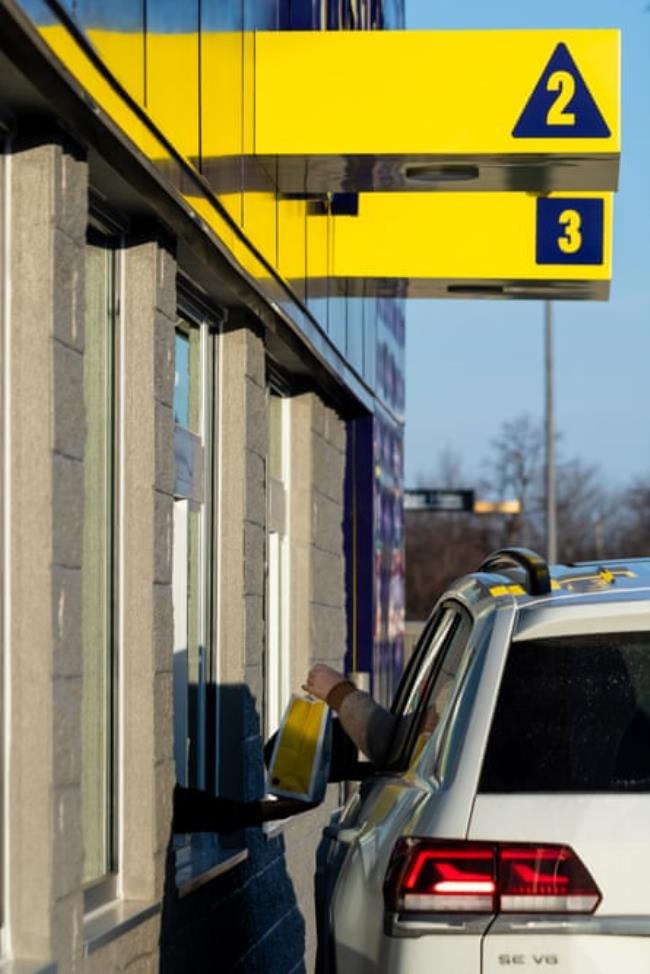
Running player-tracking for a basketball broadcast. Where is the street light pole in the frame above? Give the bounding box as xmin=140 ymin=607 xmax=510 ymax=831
xmin=545 ymin=300 xmax=557 ymax=563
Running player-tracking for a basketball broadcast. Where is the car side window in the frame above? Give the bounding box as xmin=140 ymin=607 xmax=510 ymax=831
xmin=480 ymin=631 xmax=650 ymax=793
xmin=401 ymin=608 xmax=458 ymax=716
xmin=387 ymin=603 xmax=471 ymax=769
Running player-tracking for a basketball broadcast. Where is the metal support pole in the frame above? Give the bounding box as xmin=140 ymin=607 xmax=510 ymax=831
xmin=545 ymin=300 xmax=557 ymax=563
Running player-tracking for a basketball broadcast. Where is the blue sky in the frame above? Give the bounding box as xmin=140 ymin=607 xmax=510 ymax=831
xmin=404 ymin=0 xmax=650 ymax=490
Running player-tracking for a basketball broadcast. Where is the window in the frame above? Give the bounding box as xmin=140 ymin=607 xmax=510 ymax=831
xmin=172 ymin=303 xmax=218 ymax=793
xmin=387 ymin=603 xmax=472 ymax=769
xmin=81 ymin=226 xmax=120 ymax=903
xmin=480 ymin=632 xmax=650 ymax=793
xmin=264 ymin=386 xmax=291 ymax=737
xmin=400 ymin=609 xmax=458 ymax=718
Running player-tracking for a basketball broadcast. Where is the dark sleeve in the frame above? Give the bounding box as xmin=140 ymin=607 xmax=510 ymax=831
xmin=173 ymin=785 xmax=264 ymax=834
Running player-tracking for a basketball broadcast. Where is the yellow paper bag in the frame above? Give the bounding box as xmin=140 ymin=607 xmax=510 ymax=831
xmin=268 ymin=694 xmax=332 ymax=802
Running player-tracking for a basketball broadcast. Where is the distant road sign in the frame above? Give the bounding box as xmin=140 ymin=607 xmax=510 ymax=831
xmin=474 ymin=499 xmax=522 ymax=515
xmin=405 ymin=489 xmax=475 ymax=513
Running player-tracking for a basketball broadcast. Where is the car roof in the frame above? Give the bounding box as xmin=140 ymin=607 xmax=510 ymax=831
xmin=445 ymin=548 xmax=650 ymax=616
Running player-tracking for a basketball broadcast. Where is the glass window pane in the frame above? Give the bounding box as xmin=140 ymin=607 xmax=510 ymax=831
xmin=172 ymin=315 xmax=212 ymax=797
xmin=187 ymin=506 xmax=205 ymax=788
xmin=268 ymin=393 xmax=284 ymax=482
xmin=173 ymin=499 xmax=189 ymax=787
xmin=174 ymin=324 xmax=201 ymax=433
xmin=174 ymin=331 xmax=190 ymax=427
xmin=387 ymin=607 xmax=471 ymax=768
xmin=413 ymin=620 xmax=469 ymax=744
xmin=480 ymin=632 xmax=650 ymax=794
xmin=172 ymin=499 xmax=207 ymax=791
xmin=265 ymin=391 xmax=289 ymax=737
xmin=265 ymin=531 xmax=283 ymax=735
xmin=401 ymin=610 xmax=457 ymax=717
xmin=82 ymin=241 xmax=116 ymax=884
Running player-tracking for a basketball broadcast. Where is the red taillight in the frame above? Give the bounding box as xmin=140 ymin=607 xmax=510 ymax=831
xmin=384 ymin=839 xmax=601 ymax=915
xmin=499 ymin=844 xmax=601 ymax=913
xmin=385 ymin=839 xmax=497 ymax=913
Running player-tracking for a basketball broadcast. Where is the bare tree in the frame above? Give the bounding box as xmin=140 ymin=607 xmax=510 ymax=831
xmin=405 ymin=510 xmax=496 ymax=619
xmin=555 ymin=458 xmax=610 ymax=562
xmin=406 ymin=416 xmax=649 ymax=619
xmin=480 ymin=413 xmax=546 ymax=550
xmin=415 ymin=445 xmax=466 ymax=489
xmin=407 ymin=447 xmax=497 ymax=617
xmin=611 ymin=477 xmax=650 ymax=557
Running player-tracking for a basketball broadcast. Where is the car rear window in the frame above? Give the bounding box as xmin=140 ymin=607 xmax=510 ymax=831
xmin=479 ymin=632 xmax=650 ymax=793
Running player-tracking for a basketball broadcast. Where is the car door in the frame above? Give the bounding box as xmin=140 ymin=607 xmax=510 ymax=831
xmin=319 ymin=602 xmax=477 ymax=973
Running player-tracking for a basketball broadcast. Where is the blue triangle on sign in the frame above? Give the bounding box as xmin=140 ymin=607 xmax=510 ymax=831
xmin=513 ymin=42 xmax=610 ymax=138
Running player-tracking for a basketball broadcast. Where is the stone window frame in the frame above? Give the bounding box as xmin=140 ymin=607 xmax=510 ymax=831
xmin=82 ymin=204 xmax=125 ymax=916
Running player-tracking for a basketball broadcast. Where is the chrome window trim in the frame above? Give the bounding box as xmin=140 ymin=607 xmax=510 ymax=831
xmin=385 ymin=912 xmax=493 ymax=938
xmin=385 ymin=912 xmax=650 ymax=939
xmin=489 ymin=915 xmax=650 ymax=937
xmin=514 ymin=598 xmax=650 ymax=641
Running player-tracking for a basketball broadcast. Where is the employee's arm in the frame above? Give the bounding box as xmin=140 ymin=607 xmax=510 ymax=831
xmin=172 ymin=785 xmax=318 ymax=834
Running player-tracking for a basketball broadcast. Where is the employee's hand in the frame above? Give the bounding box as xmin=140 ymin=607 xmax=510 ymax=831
xmin=303 ymin=663 xmax=347 ymax=702
xmin=260 ymin=796 xmax=319 ymax=823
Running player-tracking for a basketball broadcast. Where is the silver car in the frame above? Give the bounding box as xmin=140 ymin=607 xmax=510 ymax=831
xmin=318 ymin=548 xmax=650 ymax=973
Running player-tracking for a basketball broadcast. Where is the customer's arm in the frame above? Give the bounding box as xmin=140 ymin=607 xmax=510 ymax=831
xmin=304 ymin=664 xmax=396 ymax=768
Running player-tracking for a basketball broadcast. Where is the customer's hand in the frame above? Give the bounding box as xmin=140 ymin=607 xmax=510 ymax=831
xmin=303 ymin=663 xmax=346 ymax=702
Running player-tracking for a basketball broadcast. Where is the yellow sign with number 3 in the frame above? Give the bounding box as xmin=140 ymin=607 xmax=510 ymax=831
xmin=558 ymin=210 xmax=583 ymax=253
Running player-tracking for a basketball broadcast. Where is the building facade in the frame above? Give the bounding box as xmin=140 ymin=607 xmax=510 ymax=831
xmin=0 ymin=1 xmax=404 ymax=970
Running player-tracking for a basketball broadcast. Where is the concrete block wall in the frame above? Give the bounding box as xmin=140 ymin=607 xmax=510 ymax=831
xmin=80 ymin=237 xmax=175 ymax=973
xmin=228 ymin=383 xmax=349 ymax=974
xmin=3 ymin=135 xmax=348 ymax=974
xmin=78 ymin=238 xmax=176 ymax=974
xmin=160 ymin=329 xmax=348 ymax=973
xmin=118 ymin=240 xmax=176 ymax=909
xmin=286 ymin=392 xmax=347 ymax=974
xmin=289 ymin=393 xmax=347 ymax=685
xmin=7 ymin=139 xmax=87 ymax=969
xmin=5 ymin=135 xmax=176 ymax=971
